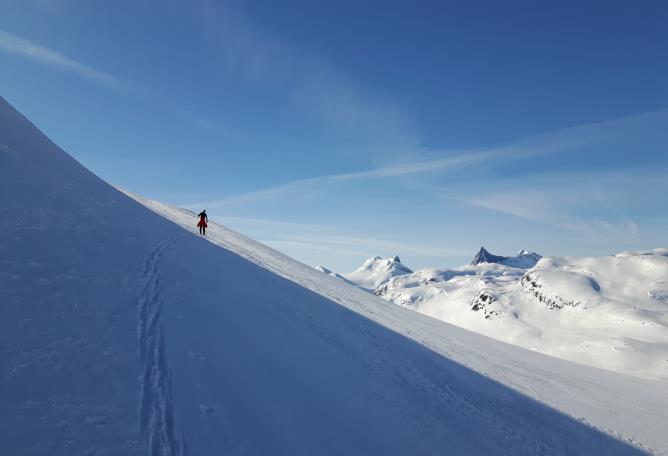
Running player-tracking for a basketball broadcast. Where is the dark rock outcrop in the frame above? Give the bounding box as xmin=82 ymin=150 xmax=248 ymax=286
xmin=470 ymin=247 xmax=509 ymax=265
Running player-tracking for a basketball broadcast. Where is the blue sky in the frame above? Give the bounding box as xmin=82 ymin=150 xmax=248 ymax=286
xmin=1 ymin=0 xmax=667 ymax=272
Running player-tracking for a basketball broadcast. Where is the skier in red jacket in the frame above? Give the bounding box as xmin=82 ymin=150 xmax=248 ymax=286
xmin=197 ymin=210 xmax=208 ymax=235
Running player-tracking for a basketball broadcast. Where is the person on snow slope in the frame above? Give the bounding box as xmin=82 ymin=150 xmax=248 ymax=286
xmin=197 ymin=210 xmax=208 ymax=235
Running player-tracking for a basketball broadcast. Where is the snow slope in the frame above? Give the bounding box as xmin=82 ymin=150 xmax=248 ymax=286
xmin=2 ymin=95 xmax=668 ymax=455
xmin=367 ymin=247 xmax=668 ymax=379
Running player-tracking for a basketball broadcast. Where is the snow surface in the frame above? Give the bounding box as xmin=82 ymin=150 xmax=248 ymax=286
xmin=2 ymin=95 xmax=668 ymax=455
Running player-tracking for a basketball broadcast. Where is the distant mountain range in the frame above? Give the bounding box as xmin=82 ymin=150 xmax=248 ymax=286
xmin=317 ymin=246 xmax=668 ymax=379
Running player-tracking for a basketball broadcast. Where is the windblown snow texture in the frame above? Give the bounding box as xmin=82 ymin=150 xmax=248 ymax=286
xmin=1 ymin=96 xmax=667 ymax=455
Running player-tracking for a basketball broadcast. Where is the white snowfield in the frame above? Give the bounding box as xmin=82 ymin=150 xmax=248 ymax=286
xmin=1 ymin=95 xmax=667 ymax=456
xmin=344 ymin=248 xmax=668 ymax=380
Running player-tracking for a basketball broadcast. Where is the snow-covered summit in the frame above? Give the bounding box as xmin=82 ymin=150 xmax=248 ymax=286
xmin=343 ymin=255 xmax=413 ymax=290
xmin=470 ymin=246 xmax=507 ymax=265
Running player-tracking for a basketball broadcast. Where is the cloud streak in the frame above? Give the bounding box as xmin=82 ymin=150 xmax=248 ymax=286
xmin=456 ymin=166 xmax=668 ymax=243
xmin=0 ymin=29 xmax=127 ymax=89
xmin=185 ymin=111 xmax=615 ymax=209
xmin=220 ymin=215 xmax=333 ymax=232
xmin=466 ymin=192 xmax=641 ymax=243
xmin=184 ymin=153 xmax=481 ymax=209
xmin=195 ymin=0 xmax=419 ymax=151
xmin=186 ymin=106 xmax=668 ymax=211
xmin=214 ymin=214 xmax=470 ymax=266
xmin=275 ymin=234 xmax=469 ymax=260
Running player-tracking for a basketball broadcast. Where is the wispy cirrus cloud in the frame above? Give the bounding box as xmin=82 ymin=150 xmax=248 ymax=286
xmin=465 ymin=191 xmax=641 ymax=243
xmin=184 ymin=109 xmax=619 ymax=209
xmin=194 ymin=0 xmax=419 ymax=152
xmin=272 ymin=234 xmax=470 ymax=260
xmin=186 ymin=0 xmax=667 ymax=222
xmin=184 ymin=151 xmax=489 ymax=209
xmin=0 ymin=29 xmax=131 ymax=90
xmin=0 ymin=28 xmax=233 ymax=132
xmin=457 ymin=166 xmax=668 ymax=243
xmin=221 ymin=216 xmax=333 ymax=232
xmin=214 ymin=215 xmax=470 ymax=266
xmin=185 ymin=106 xmax=667 ymax=211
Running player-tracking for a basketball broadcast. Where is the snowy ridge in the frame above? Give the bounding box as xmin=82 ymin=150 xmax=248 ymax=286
xmin=2 ymin=96 xmax=668 ymax=455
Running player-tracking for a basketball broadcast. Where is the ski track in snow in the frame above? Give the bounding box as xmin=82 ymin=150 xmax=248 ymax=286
xmin=137 ymin=239 xmax=185 ymax=456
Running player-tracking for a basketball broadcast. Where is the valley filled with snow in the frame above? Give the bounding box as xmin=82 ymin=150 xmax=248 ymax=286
xmin=2 ymin=95 xmax=668 ymax=455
